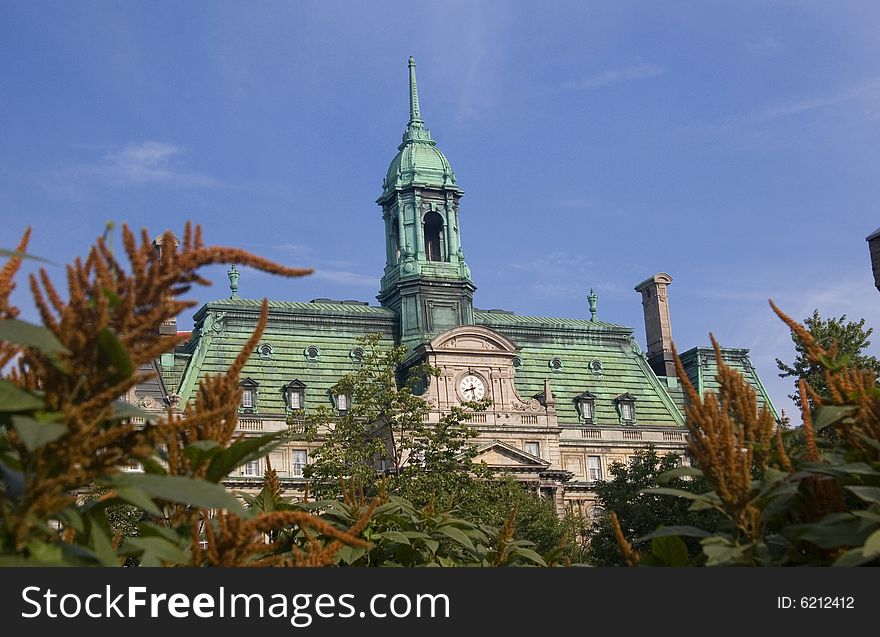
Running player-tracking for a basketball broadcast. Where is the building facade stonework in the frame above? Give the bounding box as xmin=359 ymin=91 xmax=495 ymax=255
xmin=134 ymin=59 xmax=777 ymax=518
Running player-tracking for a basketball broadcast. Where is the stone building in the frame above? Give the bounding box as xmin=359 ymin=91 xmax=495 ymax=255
xmin=131 ymin=58 xmax=776 ymax=517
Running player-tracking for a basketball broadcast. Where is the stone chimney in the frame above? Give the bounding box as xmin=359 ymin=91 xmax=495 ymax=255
xmin=634 ymin=273 xmax=676 ymax=377
xmin=868 ymin=227 xmax=880 ymax=292
xmin=152 ymin=232 xmax=181 ymax=336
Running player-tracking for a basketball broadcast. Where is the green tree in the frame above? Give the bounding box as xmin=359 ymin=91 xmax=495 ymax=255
xmin=776 ymin=309 xmax=880 ymax=408
xmin=303 ymin=333 xmax=488 ymax=501
xmin=588 ymin=447 xmax=721 ymax=566
xmin=302 ymin=335 xmax=572 ymax=558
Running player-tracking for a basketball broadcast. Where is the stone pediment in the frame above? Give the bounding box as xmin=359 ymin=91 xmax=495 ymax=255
xmin=427 ymin=325 xmax=518 ymax=355
xmin=472 ymin=440 xmax=551 ymax=469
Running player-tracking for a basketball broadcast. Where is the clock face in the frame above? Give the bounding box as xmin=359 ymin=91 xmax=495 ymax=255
xmin=458 ymin=374 xmax=486 ymax=401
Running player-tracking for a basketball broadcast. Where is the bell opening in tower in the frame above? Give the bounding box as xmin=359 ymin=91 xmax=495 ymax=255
xmin=424 ymin=211 xmax=443 ymax=262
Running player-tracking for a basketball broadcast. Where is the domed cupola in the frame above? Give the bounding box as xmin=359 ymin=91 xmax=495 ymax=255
xmin=376 ymin=57 xmax=475 ymax=351
xmin=381 ymin=57 xmax=459 ymax=196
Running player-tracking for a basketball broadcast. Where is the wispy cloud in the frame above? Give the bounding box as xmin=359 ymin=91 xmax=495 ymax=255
xmin=38 ymin=141 xmax=222 ymax=194
xmin=92 ymin=141 xmax=219 ymax=187
xmin=310 ymin=269 xmax=377 ymax=288
xmin=745 ymin=36 xmax=782 ymax=55
xmin=562 ymin=62 xmax=667 ymax=91
xmin=754 ymin=78 xmax=880 ymax=121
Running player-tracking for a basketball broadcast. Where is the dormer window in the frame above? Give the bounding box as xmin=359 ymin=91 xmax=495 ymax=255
xmin=615 ymin=393 xmax=637 ymax=425
xmin=285 ymin=380 xmax=306 ymax=411
xmin=240 ymin=378 xmax=259 ymax=412
xmin=575 ymin=391 xmax=596 ymax=424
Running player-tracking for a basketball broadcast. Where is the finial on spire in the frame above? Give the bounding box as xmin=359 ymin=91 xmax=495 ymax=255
xmin=228 ymin=264 xmax=240 ymax=300
xmin=588 ymin=288 xmax=598 ymax=321
xmin=408 ymin=56 xmax=422 ymax=125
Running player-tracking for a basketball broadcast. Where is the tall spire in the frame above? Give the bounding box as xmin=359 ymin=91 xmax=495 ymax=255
xmin=408 ymin=56 xmax=422 ymax=125
xmin=401 ymin=57 xmax=433 ymax=148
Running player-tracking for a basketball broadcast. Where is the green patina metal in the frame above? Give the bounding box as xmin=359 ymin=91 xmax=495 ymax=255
xmin=381 ymin=57 xmax=458 ymax=197
xmin=678 ymin=346 xmax=778 ymax=416
xmin=376 ymin=57 xmax=474 ymax=350
xmin=154 ymin=57 xmax=777 ymax=439
xmin=474 ymin=310 xmax=686 ymax=427
xmin=227 ymin=264 xmax=240 ymax=300
xmin=587 ymin=289 xmax=598 ymax=322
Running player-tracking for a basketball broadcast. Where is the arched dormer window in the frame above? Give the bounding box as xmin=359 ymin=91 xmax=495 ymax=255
xmin=615 ymin=393 xmax=637 ymax=425
xmin=240 ymin=378 xmax=259 ymax=413
xmin=424 ymin=211 xmax=444 ymax=262
xmin=285 ymin=379 xmax=306 ymax=411
xmin=575 ymin=391 xmax=596 ymax=424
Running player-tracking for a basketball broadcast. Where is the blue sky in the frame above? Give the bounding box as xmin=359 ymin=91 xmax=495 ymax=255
xmin=2 ymin=1 xmax=879 ymax=421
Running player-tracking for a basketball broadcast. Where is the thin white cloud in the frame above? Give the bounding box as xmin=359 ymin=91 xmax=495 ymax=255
xmin=755 ymin=78 xmax=880 ymax=121
xmin=38 ymin=141 xmax=222 ymax=194
xmin=563 ymin=62 xmax=667 ymax=91
xmin=310 ymin=269 xmax=377 ymax=288
xmin=745 ymin=36 xmax=782 ymax=55
xmin=92 ymin=141 xmax=220 ymax=187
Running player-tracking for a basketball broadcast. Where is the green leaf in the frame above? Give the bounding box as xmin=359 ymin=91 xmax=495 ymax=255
xmin=0 ymin=248 xmax=53 ymax=263
xmin=832 ymin=547 xmax=877 ymax=567
xmin=114 ymin=487 xmax=162 ymax=517
xmin=792 ymin=512 xmax=878 ymax=549
xmin=845 ymin=486 xmax=880 ymax=506
xmin=0 ymin=319 xmax=67 ymax=356
xmin=88 ymin=520 xmax=119 ymax=567
xmin=437 ymin=525 xmax=475 ymax=551
xmin=700 ymin=536 xmax=752 ymax=567
xmin=813 ymin=406 xmax=856 ymax=431
xmin=26 ymin=540 xmax=65 ymax=565
xmin=636 ymin=526 xmax=711 ymax=543
xmin=184 ymin=440 xmax=223 ymax=468
xmin=863 ymin=529 xmax=880 ymax=560
xmin=121 ymin=536 xmax=189 ymax=566
xmin=139 ymin=456 xmax=167 ymax=476
xmin=0 ymin=459 xmax=25 ymax=502
xmin=657 ymin=466 xmax=704 ymax=482
xmin=11 ymin=415 xmax=67 ymax=451
xmin=0 ymin=380 xmax=44 ymax=412
xmin=377 ymin=531 xmax=411 ymax=545
xmin=205 ymin=430 xmax=288 ymax=483
xmin=510 ymin=547 xmax=547 ymax=566
xmin=104 ymin=474 xmax=245 ymax=515
xmin=335 ymin=545 xmax=367 ymax=565
xmin=651 ymin=535 xmax=689 ymax=567
xmin=112 ymin=401 xmax=151 ymax=421
xmin=422 ymin=538 xmax=439 ymax=554
xmin=642 ymin=487 xmax=709 ymax=501
xmin=96 ymin=327 xmax=133 ymax=382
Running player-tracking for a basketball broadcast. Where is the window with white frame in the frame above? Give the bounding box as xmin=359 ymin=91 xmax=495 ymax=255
xmin=525 ymin=441 xmax=540 ymax=458
xmin=588 ymin=455 xmax=602 ymax=481
xmin=242 ymin=458 xmax=260 ymax=477
xmin=336 ymin=392 xmax=350 ymax=413
xmin=286 ymin=380 xmax=306 ymax=411
xmin=240 ymin=378 xmax=258 ymax=411
xmin=291 ymin=449 xmax=307 ymax=478
xmin=616 ymin=393 xmax=636 ymax=424
xmin=576 ymin=391 xmax=596 ymax=424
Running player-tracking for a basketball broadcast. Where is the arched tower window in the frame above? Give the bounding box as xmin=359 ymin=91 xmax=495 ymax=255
xmin=424 ymin=211 xmax=444 ymax=262
xmin=390 ymin=221 xmax=400 ymax=263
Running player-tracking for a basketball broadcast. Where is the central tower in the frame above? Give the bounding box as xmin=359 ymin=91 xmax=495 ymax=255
xmin=377 ymin=57 xmax=475 ymax=351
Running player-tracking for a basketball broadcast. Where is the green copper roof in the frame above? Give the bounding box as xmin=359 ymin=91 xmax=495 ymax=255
xmin=475 ymin=311 xmax=685 ymax=428
xmin=678 ymin=346 xmax=778 ymax=418
xmin=382 ymin=57 xmax=458 ymax=197
xmin=176 ymin=299 xmax=395 ymax=412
